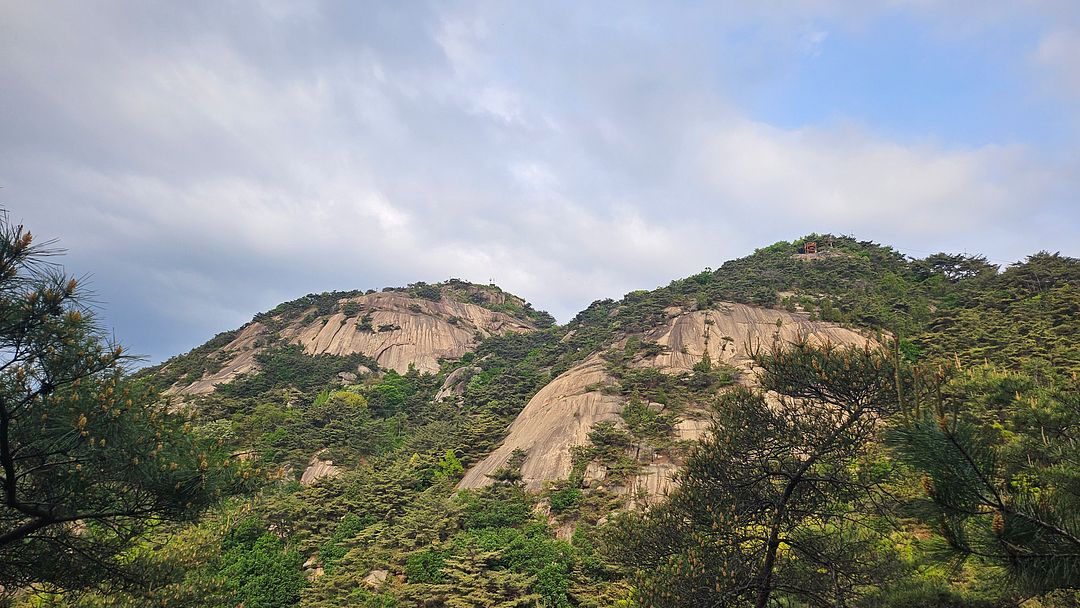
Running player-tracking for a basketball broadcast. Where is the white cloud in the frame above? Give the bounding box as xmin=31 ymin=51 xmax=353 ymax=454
xmin=1 ymin=0 xmax=1077 ymax=362
xmin=1033 ymin=29 xmax=1080 ymax=98
xmin=510 ymin=162 xmax=559 ymax=191
xmin=475 ymin=86 xmax=527 ymax=124
xmin=696 ymin=121 xmax=1050 ymax=239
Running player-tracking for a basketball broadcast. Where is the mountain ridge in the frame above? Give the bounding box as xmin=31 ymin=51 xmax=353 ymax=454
xmin=141 ymin=235 xmax=943 ymax=499
xmin=144 ymin=280 xmax=551 ymax=395
xmin=66 ymin=233 xmax=1080 ymax=607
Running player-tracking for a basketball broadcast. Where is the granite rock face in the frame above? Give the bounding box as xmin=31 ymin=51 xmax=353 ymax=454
xmin=636 ymin=302 xmax=868 ymax=376
xmin=460 ymin=302 xmax=872 ymax=496
xmin=167 ymin=290 xmax=537 ymax=395
xmin=299 ymin=452 xmax=341 ymax=486
xmin=458 ymin=354 xmax=624 ymax=491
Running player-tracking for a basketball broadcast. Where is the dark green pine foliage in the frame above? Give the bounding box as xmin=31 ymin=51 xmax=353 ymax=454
xmin=137 ymin=328 xmax=240 ymax=388
xmin=220 ymin=517 xmax=309 ymax=608
xmin=0 ymin=217 xmax=245 ymax=594
xmin=916 ymin=252 xmax=1080 ymax=380
xmin=586 ymin=235 xmax=931 ymax=337
xmin=889 ymin=365 xmax=1080 ymax=596
xmin=419 ymin=545 xmax=540 ymax=607
xmin=604 ymin=338 xmax=912 ymax=607
xmin=218 ymin=344 xmax=379 ymax=398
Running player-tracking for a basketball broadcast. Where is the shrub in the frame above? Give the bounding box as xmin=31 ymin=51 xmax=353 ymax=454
xmin=405 ymin=548 xmax=450 ymax=583
xmin=549 ymin=487 xmax=582 ymax=514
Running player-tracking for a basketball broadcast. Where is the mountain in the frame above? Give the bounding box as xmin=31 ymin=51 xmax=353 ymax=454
xmin=61 ymin=236 xmax=1078 ymax=608
xmin=141 ymin=235 xmax=1080 ymax=506
xmin=146 ymin=280 xmax=552 ymax=395
xmin=147 ymin=258 xmax=879 ymax=503
xmin=458 ymin=301 xmax=869 ymax=497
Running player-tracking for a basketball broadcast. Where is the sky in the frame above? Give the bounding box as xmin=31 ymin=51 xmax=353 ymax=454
xmin=2 ymin=1 xmax=1079 ymax=364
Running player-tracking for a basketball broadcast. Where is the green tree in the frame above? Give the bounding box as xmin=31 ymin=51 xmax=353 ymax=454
xmin=221 ymin=517 xmax=308 ymax=608
xmin=605 ymin=338 xmax=907 ymax=607
xmin=889 ymin=365 xmax=1080 ymax=598
xmin=0 ymin=218 xmax=239 ymax=592
xmin=419 ymin=544 xmax=540 ymax=607
xmin=434 ymin=448 xmax=465 ymax=481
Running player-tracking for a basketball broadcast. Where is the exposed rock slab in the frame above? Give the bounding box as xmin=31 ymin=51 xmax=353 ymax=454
xmin=458 ymin=355 xmax=624 ymax=491
xmin=629 ymin=462 xmax=680 ymax=507
xmin=176 ymin=322 xmax=268 ymax=395
xmin=362 ymin=569 xmax=389 ymax=589
xmin=434 ymin=365 xmax=480 ymax=401
xmin=169 ymin=291 xmax=536 ymax=395
xmin=461 ymin=302 xmax=872 ymax=497
xmin=640 ymin=302 xmax=870 ymax=376
xmin=674 ymin=416 xmax=711 ymax=442
xmin=300 ymin=453 xmax=341 ymax=486
xmin=623 ymin=302 xmax=872 ymax=498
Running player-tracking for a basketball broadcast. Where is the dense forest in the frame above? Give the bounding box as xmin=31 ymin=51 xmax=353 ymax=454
xmin=2 ymin=222 xmax=1077 ymax=607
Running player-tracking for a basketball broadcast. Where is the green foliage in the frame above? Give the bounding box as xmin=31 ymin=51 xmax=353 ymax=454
xmin=221 ymin=517 xmax=308 ymax=608
xmin=574 ymin=421 xmax=640 ymax=482
xmin=137 ymin=328 xmax=240 ymax=388
xmin=367 ymin=370 xmax=413 ymax=416
xmin=0 ymin=218 xmax=245 ymax=593
xmin=433 ymin=449 xmax=465 ymax=481
xmin=565 ymin=234 xmax=926 ymax=338
xmin=620 ymin=396 xmax=676 ymax=442
xmin=256 ymin=290 xmax=364 ymax=323
xmin=219 ymin=344 xmax=378 ymax=398
xmin=917 ymin=252 xmax=1080 ymax=380
xmin=548 ymin=487 xmax=582 ymax=514
xmin=357 ymin=313 xmax=374 ymax=332
xmin=604 ymin=340 xmax=910 ymax=607
xmin=485 ymin=448 xmax=529 ymax=485
xmin=407 ymin=281 xmax=443 ymax=301
xmin=405 ymin=548 xmax=450 ymax=583
xmin=859 ymin=576 xmax=1001 ymax=608
xmin=460 ymin=485 xmax=533 ymax=529
xmin=888 ymin=365 xmax=1080 ymax=596
xmin=340 ymin=301 xmax=362 ymax=317
xmin=410 ymin=543 xmax=541 ymax=607
xmin=320 ymin=513 xmax=376 ymax=573
xmin=211 ymin=387 xmax=404 ymax=476
xmin=392 ymin=278 xmax=556 ymax=327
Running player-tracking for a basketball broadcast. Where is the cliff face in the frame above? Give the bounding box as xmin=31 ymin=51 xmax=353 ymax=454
xmin=166 ymin=287 xmax=539 ymax=395
xmin=636 ymin=302 xmax=867 ymax=374
xmin=459 ymin=301 xmax=871 ymax=494
xmin=284 ymin=292 xmax=534 ymax=375
xmin=458 ymin=354 xmax=623 ymax=490
xmin=153 ymin=274 xmax=874 ymax=502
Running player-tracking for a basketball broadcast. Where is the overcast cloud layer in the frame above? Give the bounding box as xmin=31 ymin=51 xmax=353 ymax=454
xmin=2 ymin=1 xmax=1079 ymax=363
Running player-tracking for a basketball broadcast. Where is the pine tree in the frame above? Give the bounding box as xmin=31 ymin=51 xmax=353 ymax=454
xmin=0 ymin=216 xmax=241 ymax=592
xmin=889 ymin=365 xmax=1080 ymax=596
xmin=423 ymin=544 xmax=540 ymax=607
xmin=605 ymin=337 xmax=908 ymax=607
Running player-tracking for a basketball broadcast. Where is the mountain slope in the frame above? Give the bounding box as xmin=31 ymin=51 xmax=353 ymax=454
xmin=459 ymin=301 xmax=871 ymax=494
xmin=148 ymin=281 xmax=548 ymax=395
xmin=57 ymin=235 xmax=1079 ymax=608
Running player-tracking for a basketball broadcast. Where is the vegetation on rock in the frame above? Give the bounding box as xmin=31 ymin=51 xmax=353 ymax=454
xmin=8 ymin=228 xmax=1079 ymax=607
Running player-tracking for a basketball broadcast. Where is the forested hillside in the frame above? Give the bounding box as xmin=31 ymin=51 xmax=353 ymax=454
xmin=4 ymin=234 xmax=1077 ymax=608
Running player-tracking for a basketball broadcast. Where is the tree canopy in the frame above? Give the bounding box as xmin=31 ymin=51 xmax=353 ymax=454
xmin=0 ymin=217 xmax=241 ymax=593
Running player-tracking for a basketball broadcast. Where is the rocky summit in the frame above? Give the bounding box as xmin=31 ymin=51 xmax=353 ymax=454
xmin=38 ymin=235 xmax=1080 ymax=607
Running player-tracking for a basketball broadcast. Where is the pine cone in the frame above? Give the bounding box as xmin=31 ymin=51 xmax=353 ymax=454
xmin=992 ymin=511 xmax=1005 ymax=537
